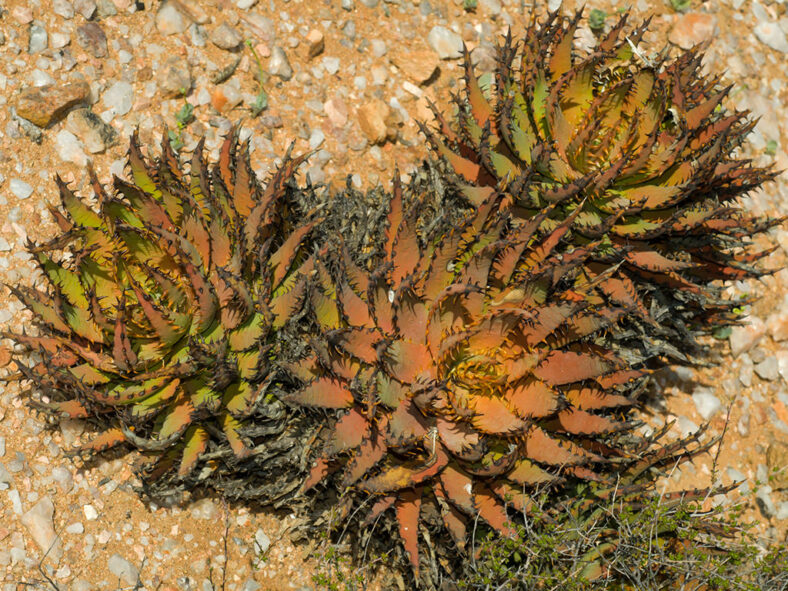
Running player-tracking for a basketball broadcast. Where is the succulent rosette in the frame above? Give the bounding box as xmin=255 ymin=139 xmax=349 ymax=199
xmin=287 ymin=179 xmax=643 ymax=576
xmin=7 ymin=129 xmax=317 ymax=483
xmin=424 ymin=11 xmax=779 ymax=349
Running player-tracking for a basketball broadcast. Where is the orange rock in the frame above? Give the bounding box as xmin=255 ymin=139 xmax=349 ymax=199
xmin=254 ymin=42 xmax=271 ymax=58
xmin=668 ymin=13 xmax=717 ymax=50
xmin=769 ymin=313 xmax=788 ymax=342
xmin=324 ymin=97 xmax=349 ymax=128
xmin=357 ymin=99 xmax=391 ymax=144
xmin=306 ymin=29 xmax=325 ymax=59
xmin=773 ymin=400 xmax=788 ymax=426
xmin=15 ymin=82 xmax=91 ymax=128
xmin=392 ymin=50 xmax=440 ymax=86
xmin=0 ymin=346 xmax=12 ymax=368
xmin=211 ymin=88 xmax=229 ymax=113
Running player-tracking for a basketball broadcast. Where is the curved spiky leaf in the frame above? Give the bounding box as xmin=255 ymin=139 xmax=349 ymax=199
xmin=8 ymin=127 xmax=314 ymax=487
xmin=292 ymin=177 xmax=635 ymax=578
xmin=426 ymin=9 xmax=778 ymax=354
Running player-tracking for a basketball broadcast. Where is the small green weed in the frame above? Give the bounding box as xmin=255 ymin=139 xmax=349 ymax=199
xmin=246 ymin=40 xmax=269 ymax=117
xmin=589 ymin=8 xmax=607 ymax=31
xmin=168 ymin=96 xmax=195 ymax=151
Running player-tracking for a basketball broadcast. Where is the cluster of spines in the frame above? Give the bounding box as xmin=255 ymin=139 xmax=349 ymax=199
xmin=2 ymin=8 xmax=780 ymax=587
xmin=7 ymin=127 xmax=317 ymax=480
xmin=423 ymin=9 xmax=780 ymax=353
xmin=283 ymin=176 xmax=657 ymax=576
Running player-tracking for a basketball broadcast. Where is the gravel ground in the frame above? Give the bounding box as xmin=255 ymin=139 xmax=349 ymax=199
xmin=0 ymin=0 xmax=787 ymax=588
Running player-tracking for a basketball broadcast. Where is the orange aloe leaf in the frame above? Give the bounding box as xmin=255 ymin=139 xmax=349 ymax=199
xmin=437 ymin=417 xmax=480 ymax=457
xmin=232 ymin=140 xmax=255 ymax=217
xmin=47 ymin=399 xmax=90 ymax=419
xmin=386 ymin=398 xmax=429 ymax=447
xmin=333 ymin=328 xmax=380 ymax=364
xmin=439 ymin=464 xmax=476 ymax=513
xmin=463 ymin=48 xmax=494 ymax=128
xmin=218 ymin=128 xmax=236 ymax=194
xmin=534 ymin=350 xmax=614 ymax=386
xmin=228 ymin=313 xmax=265 ymax=351
xmin=524 ymin=425 xmax=598 ymax=466
xmin=210 ymin=217 xmax=232 ymax=268
xmin=685 ymin=88 xmax=729 ymax=130
xmin=325 ymin=408 xmax=370 ymax=456
xmin=396 ymin=489 xmax=423 ymax=577
xmin=158 ymin=399 xmax=194 ymax=439
xmin=391 ymin=212 xmax=421 ymax=288
xmin=127 ymin=273 xmax=183 ymax=346
xmin=548 ymin=11 xmax=580 ymax=81
xmin=521 ymin=302 xmax=577 ymax=347
xmin=597 ymin=276 xmax=650 ymax=319
xmin=430 ymin=133 xmax=481 ymax=183
xmin=435 ymin=490 xmax=468 ymax=550
xmin=385 ymin=173 xmax=404 ymax=261
xmin=598 ymin=12 xmax=629 ymax=51
xmin=393 ymin=292 xmax=428 ymax=345
xmin=112 ymin=294 xmax=138 ymax=372
xmin=369 ymin=273 xmax=395 ymax=334
xmin=595 ymin=369 xmax=645 ymax=389
xmin=490 ymin=481 xmax=532 ymax=513
xmin=177 ymin=426 xmax=209 ymax=477
xmin=384 ymin=339 xmax=433 ymax=384
xmin=508 ymin=378 xmax=560 ymax=418
xmin=338 ymin=280 xmax=374 ymax=328
xmin=507 ymin=458 xmax=560 ymax=486
xmin=343 ymin=430 xmax=387 ymax=486
xmin=564 ymin=384 xmax=632 ymax=411
xmin=471 ymin=397 xmax=528 ymax=435
xmin=361 ymin=495 xmax=396 ymax=527
xmin=303 ymin=457 xmax=331 ymax=492
xmin=269 ymin=222 xmax=315 ymax=289
xmin=476 ymin=485 xmax=516 ymax=537
xmin=553 ymin=408 xmax=626 ymax=435
xmin=288 ymin=377 xmax=355 ymax=409
xmin=625 ymin=250 xmax=696 ymax=273
xmin=221 ymin=414 xmax=251 ymax=459
xmin=181 ymin=212 xmax=211 ymax=270
xmin=78 ymin=427 xmax=126 ymax=453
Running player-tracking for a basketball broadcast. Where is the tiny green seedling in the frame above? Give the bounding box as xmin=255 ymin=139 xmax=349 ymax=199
xmin=246 ymin=40 xmax=269 ymax=117
xmin=589 ymin=8 xmax=607 ymax=31
xmin=168 ymin=92 xmax=195 ymax=151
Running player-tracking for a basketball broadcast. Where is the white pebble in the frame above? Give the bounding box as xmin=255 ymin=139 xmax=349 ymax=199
xmin=55 ymin=130 xmax=88 ymax=166
xmin=10 ymin=178 xmax=33 ymax=200
xmin=692 ymin=388 xmax=722 ymax=421
xmin=322 ymin=56 xmax=340 ymax=75
xmin=308 ymin=129 xmax=325 ymax=150
xmin=83 ymin=504 xmax=98 ymax=520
